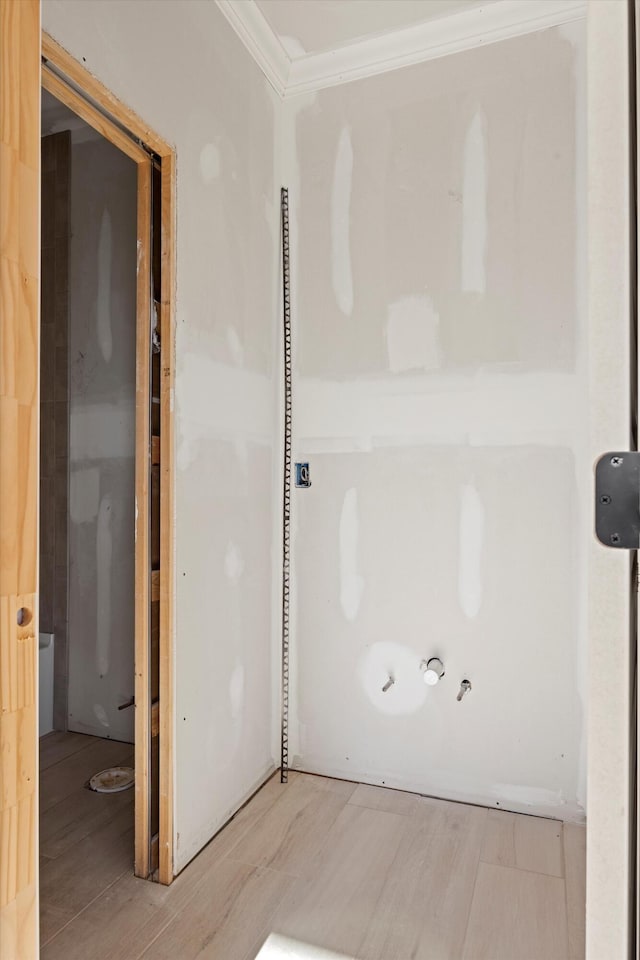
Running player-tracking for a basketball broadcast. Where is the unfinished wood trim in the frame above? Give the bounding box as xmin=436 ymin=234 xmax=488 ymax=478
xmin=41 ymin=33 xmax=172 ymax=157
xmin=0 ymin=0 xmax=40 ymax=956
xmin=41 ymin=35 xmax=177 ymax=885
xmin=134 ymin=158 xmax=152 ymax=880
xmin=159 ymin=150 xmax=176 ymax=885
xmin=151 ymin=700 xmax=160 ymax=739
xmin=151 ymin=570 xmax=160 ymax=603
xmin=41 ymin=66 xmax=148 ymax=164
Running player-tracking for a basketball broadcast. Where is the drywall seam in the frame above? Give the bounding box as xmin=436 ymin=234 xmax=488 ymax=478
xmin=294 ymin=372 xmax=585 ymax=447
xmin=331 ymin=127 xmax=354 ymax=316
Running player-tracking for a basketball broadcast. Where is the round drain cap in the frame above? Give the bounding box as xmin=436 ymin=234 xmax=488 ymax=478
xmin=88 ymin=766 xmax=134 ymax=794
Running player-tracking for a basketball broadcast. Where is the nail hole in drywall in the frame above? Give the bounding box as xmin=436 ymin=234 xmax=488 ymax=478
xmin=16 ymin=607 xmax=32 ymax=627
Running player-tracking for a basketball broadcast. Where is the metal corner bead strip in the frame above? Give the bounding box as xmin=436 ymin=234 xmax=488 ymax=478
xmin=281 ymin=187 xmax=292 ymax=783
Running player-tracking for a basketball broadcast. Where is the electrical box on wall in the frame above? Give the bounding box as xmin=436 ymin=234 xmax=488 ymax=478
xmin=295 ymin=462 xmax=311 ymax=488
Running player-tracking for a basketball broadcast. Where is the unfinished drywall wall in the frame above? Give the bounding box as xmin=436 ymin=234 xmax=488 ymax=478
xmin=66 ymin=129 xmax=137 ymax=743
xmin=40 ymin=130 xmax=71 ymax=735
xmin=287 ymin=21 xmax=588 ymax=820
xmin=586 ymin=1 xmax=632 ymax=952
xmin=42 ymin=0 xmax=281 ymax=870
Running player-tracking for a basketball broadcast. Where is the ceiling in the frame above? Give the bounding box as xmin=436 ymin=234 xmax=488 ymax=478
xmin=254 ymin=0 xmax=493 ymax=58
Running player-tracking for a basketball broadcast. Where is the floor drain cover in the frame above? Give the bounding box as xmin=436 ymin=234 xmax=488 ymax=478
xmin=88 ymin=766 xmax=134 ymax=794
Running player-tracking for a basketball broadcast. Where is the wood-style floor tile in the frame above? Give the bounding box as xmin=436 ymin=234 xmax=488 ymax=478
xmin=481 ymin=809 xmax=564 ymax=878
xmin=41 ymin=784 xmax=133 ymax=859
xmin=39 ymin=737 xmax=133 ymax=814
xmin=39 ymin=731 xmax=93 ymax=771
xmin=358 ymin=800 xmax=487 ymax=960
xmin=189 ymin=771 xmax=289 ymax=867
xmin=272 ymin=804 xmax=407 ymax=959
xmin=39 ymin=735 xmax=585 ymax=960
xmin=39 ymin=803 xmax=134 ymax=944
xmin=41 ymin=873 xmax=172 ymax=960
xmin=228 ymin=773 xmax=355 ymax=877
xmin=462 ymin=862 xmax=569 ymax=960
xmin=140 ymin=860 xmax=294 ymax=960
xmin=348 ymin=782 xmax=420 ymax=817
xmin=564 ymin=822 xmax=586 ymax=960
xmin=41 ymin=770 xmax=285 ymax=960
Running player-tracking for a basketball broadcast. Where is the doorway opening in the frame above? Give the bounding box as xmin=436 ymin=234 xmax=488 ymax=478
xmin=37 ymin=35 xmax=175 ymax=940
xmin=38 ymin=93 xmax=140 ymax=943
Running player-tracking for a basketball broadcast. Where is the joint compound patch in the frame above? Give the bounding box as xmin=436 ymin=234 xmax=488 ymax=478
xmin=224 ymin=541 xmax=244 ymax=581
xmin=331 ymin=127 xmax=353 ymax=316
xmin=199 ymin=142 xmax=221 ymax=184
xmin=96 ymin=495 xmax=112 ymax=677
xmin=227 ymin=326 xmax=245 ymax=366
xmin=358 ymin=641 xmax=428 ymax=716
xmin=93 ymin=703 xmax=110 ymax=728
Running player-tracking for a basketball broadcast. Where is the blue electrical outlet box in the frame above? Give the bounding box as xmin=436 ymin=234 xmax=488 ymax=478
xmin=295 ymin=463 xmax=311 ymax=488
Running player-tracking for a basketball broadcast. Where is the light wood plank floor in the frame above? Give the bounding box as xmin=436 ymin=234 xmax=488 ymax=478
xmin=39 ymin=731 xmax=135 ymax=946
xmin=40 ymin=734 xmax=585 ymax=960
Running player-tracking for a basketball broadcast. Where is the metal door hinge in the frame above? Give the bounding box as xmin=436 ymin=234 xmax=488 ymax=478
xmin=595 ymin=452 xmax=640 ymax=548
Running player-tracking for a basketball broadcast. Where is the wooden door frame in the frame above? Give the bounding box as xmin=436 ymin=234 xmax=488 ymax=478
xmin=41 ymin=34 xmax=176 ymax=885
xmin=0 ymin=0 xmax=41 ymax=954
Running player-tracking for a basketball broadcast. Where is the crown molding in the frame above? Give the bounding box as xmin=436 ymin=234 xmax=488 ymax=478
xmin=286 ymin=0 xmax=587 ymax=98
xmin=215 ymin=0 xmax=290 ymax=97
xmin=216 ymin=0 xmax=587 ymax=100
